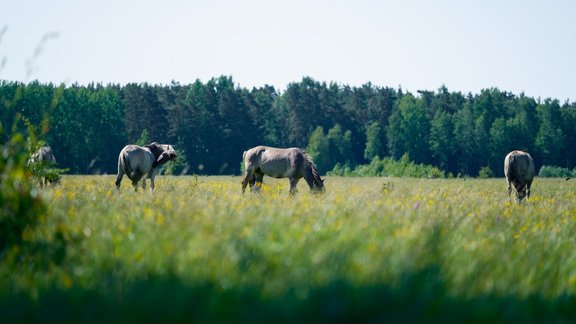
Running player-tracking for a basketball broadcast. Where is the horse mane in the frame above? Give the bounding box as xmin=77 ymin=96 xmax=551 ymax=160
xmin=300 ymin=149 xmax=321 ymax=182
xmin=145 ymin=142 xmax=162 ymax=159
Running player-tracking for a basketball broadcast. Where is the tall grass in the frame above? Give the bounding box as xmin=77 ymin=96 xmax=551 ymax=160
xmin=1 ymin=176 xmax=575 ymax=321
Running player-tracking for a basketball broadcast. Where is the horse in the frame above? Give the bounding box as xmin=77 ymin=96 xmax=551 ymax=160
xmin=242 ymin=146 xmax=325 ymax=195
xmin=115 ymin=142 xmax=176 ymax=192
xmin=504 ymin=150 xmax=535 ymax=203
xmin=29 ymin=146 xmax=60 ymax=187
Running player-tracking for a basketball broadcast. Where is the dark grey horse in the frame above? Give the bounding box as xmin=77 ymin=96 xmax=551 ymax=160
xmin=504 ymin=150 xmax=535 ymax=202
xmin=242 ymin=146 xmax=325 ymax=195
xmin=29 ymin=146 xmax=60 ymax=187
xmin=115 ymin=142 xmax=176 ymax=192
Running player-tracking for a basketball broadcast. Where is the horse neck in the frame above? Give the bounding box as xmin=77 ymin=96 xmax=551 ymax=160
xmin=303 ymin=163 xmax=320 ymax=188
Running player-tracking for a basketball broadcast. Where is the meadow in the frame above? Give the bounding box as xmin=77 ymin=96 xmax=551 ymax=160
xmin=1 ymin=175 xmax=576 ymax=322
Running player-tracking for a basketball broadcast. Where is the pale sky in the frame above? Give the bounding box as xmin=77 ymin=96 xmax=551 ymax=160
xmin=1 ymin=0 xmax=575 ymax=101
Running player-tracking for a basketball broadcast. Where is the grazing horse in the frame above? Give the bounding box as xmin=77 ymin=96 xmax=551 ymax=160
xmin=242 ymin=146 xmax=325 ymax=195
xmin=115 ymin=142 xmax=176 ymax=192
xmin=504 ymin=150 xmax=535 ymax=202
xmin=29 ymin=146 xmax=60 ymax=187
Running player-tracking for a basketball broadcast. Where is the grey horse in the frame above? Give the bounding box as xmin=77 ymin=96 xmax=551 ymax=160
xmin=29 ymin=146 xmax=60 ymax=187
xmin=504 ymin=150 xmax=535 ymax=202
xmin=115 ymin=142 xmax=176 ymax=192
xmin=242 ymin=145 xmax=325 ymax=195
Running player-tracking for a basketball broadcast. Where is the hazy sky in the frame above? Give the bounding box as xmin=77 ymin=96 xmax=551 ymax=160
xmin=1 ymin=0 xmax=575 ymax=101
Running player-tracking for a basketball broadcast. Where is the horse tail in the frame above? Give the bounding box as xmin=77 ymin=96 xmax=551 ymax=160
xmin=507 ymin=152 xmax=523 ymax=180
xmin=242 ymin=150 xmax=250 ymax=173
xmin=121 ymin=151 xmax=137 ymax=179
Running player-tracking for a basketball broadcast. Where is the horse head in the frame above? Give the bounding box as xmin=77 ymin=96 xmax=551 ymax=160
xmin=312 ymin=178 xmax=325 ymax=194
xmin=146 ymin=143 xmax=177 ymax=167
xmin=514 ymin=183 xmax=529 ymax=202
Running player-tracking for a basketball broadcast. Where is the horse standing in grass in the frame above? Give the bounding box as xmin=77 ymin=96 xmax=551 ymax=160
xmin=504 ymin=150 xmax=535 ymax=203
xmin=115 ymin=142 xmax=176 ymax=192
xmin=242 ymin=146 xmax=325 ymax=195
xmin=29 ymin=146 xmax=60 ymax=187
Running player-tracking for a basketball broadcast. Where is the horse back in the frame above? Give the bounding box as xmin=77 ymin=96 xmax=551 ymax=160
xmin=119 ymin=145 xmax=154 ymax=180
xmin=245 ymin=146 xmax=303 ymax=178
xmin=505 ymin=151 xmax=535 ymax=186
xmin=269 ymin=147 xmax=306 ymax=177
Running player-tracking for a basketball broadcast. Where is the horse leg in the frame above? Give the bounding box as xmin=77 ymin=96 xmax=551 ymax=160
xmin=256 ymin=175 xmax=263 ymax=192
xmin=289 ymin=178 xmax=299 ymax=195
xmin=242 ymin=176 xmax=249 ymax=194
xmin=526 ymin=180 xmax=532 ymax=201
xmin=132 ymin=180 xmax=139 ymax=192
xmin=514 ymin=182 xmax=526 ymax=203
xmin=149 ymin=173 xmax=155 ymax=192
xmin=507 ymin=180 xmax=512 ymax=201
xmin=248 ymin=171 xmax=264 ymax=193
xmin=115 ymin=174 xmax=123 ymax=189
xmin=251 ymin=172 xmax=264 ymax=193
xmin=249 ymin=176 xmax=257 ymax=193
xmin=242 ymin=166 xmax=254 ymax=194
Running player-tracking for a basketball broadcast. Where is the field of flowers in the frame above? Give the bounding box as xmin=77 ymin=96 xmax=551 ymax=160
xmin=1 ymin=175 xmax=576 ymax=321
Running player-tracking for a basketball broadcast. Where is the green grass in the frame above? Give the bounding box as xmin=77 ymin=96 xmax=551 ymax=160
xmin=1 ymin=176 xmax=576 ymax=322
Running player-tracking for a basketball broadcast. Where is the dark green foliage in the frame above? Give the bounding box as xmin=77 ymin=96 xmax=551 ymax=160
xmin=46 ymin=83 xmax=125 ymax=173
xmin=1 ymin=78 xmax=574 ymax=177
xmin=0 ymin=83 xmax=61 ymax=253
xmin=364 ymin=121 xmax=384 ymax=161
xmin=387 ymin=94 xmax=431 ymax=165
xmin=2 ymin=269 xmax=576 ymax=323
xmin=429 ymin=110 xmax=455 ymax=171
xmin=538 ymin=165 xmax=575 ymax=178
xmin=283 ymin=77 xmax=325 ymax=147
xmin=329 ymin=155 xmax=445 ymax=178
xmin=478 ymin=166 xmax=495 ymax=178
xmin=123 ymin=83 xmax=169 ymax=144
xmin=306 ymin=126 xmax=330 ymax=174
xmin=0 ymin=133 xmax=46 ymax=253
xmin=307 ymin=124 xmax=352 ymax=174
xmin=535 ymin=99 xmax=565 ymax=168
xmin=161 ymin=147 xmax=188 ymax=175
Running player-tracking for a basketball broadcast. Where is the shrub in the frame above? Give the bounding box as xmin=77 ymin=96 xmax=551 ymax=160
xmin=328 ymin=154 xmax=445 ymax=178
xmin=478 ymin=166 xmax=494 ymax=178
xmin=0 ymin=133 xmax=47 ymax=252
xmin=162 ymin=148 xmax=188 ymax=175
xmin=538 ymin=165 xmax=574 ymax=178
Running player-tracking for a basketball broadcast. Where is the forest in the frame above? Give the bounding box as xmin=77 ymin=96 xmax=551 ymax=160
xmin=1 ymin=76 xmax=575 ymax=177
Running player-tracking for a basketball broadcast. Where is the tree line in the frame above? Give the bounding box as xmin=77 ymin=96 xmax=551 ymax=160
xmin=1 ymin=77 xmax=574 ymax=177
